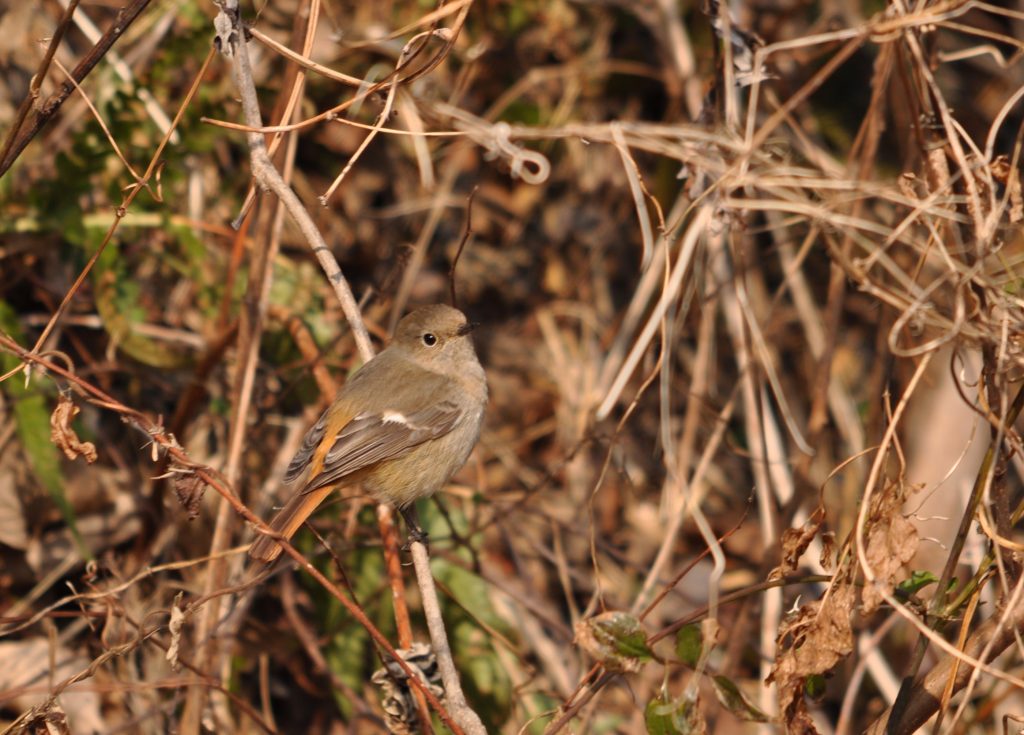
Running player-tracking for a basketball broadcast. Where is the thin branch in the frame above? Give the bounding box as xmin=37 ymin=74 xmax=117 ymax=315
xmin=222 ymin=1 xmax=373 ymax=364
xmin=0 ymin=0 xmax=155 ymax=177
xmin=0 ymin=0 xmax=82 ymax=171
xmin=449 ymin=186 xmax=479 ymax=309
xmin=408 ymin=541 xmax=487 ymax=735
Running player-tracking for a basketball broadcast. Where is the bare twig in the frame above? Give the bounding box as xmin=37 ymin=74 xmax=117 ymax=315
xmin=0 ymin=0 xmax=82 ymax=171
xmin=0 ymin=0 xmax=155 ymax=177
xmin=448 ymin=186 xmax=479 ymax=309
xmin=220 ymin=1 xmax=373 ymax=364
xmin=408 ymin=540 xmax=487 ymax=735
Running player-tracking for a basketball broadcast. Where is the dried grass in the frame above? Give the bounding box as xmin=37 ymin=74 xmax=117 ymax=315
xmin=2 ymin=0 xmax=1024 ymax=733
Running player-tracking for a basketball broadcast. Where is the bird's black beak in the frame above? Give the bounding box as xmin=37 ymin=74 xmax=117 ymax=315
xmin=457 ymin=321 xmax=479 ymax=336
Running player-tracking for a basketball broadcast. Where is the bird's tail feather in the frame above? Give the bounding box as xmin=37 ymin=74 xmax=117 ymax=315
xmin=248 ymin=485 xmax=334 ymax=563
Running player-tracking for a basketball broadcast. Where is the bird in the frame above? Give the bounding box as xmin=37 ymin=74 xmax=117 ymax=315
xmin=248 ymin=304 xmax=487 ymax=563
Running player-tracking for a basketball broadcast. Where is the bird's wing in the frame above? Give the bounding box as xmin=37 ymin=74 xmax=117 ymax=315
xmin=282 ymin=406 xmax=331 ymax=484
xmin=300 ymin=400 xmax=463 ymax=493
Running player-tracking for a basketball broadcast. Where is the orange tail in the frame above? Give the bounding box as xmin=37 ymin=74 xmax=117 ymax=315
xmin=248 ymin=486 xmax=335 ymax=563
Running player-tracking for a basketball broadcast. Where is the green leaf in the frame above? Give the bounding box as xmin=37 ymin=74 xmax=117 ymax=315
xmin=645 ymin=690 xmax=705 ymax=734
xmin=576 ymin=611 xmax=653 ymax=673
xmin=896 ymin=570 xmax=938 ymax=596
xmin=646 ymin=693 xmax=684 ymax=735
xmin=711 ymin=675 xmax=771 ymax=723
xmin=805 ymin=674 xmax=827 ymax=701
xmin=675 ymin=624 xmax=703 ymax=668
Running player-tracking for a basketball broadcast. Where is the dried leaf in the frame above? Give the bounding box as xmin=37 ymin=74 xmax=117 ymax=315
xmin=990 ymin=155 xmax=1022 ymax=221
xmin=166 ymin=592 xmax=185 ymax=672
xmin=990 ymin=155 xmax=1012 ymax=185
xmin=768 ymin=583 xmax=856 ymax=734
xmin=0 ymin=302 xmax=85 ymax=555
xmin=1008 ymin=167 xmax=1023 ymax=223
xmin=862 ymin=481 xmax=918 ymax=614
xmin=173 ymin=473 xmax=205 ymax=520
xmin=49 ymin=394 xmax=97 ymax=464
xmin=898 ymin=172 xmax=921 ymax=200
xmin=819 ymin=532 xmax=836 ymax=571
xmin=773 ymin=506 xmax=824 ymax=578
xmin=371 ymin=642 xmax=444 ymax=735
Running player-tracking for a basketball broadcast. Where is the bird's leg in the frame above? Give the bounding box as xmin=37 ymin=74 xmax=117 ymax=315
xmin=399 ymin=503 xmax=429 ymax=549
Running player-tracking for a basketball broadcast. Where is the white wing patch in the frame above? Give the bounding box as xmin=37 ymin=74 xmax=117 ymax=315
xmin=381 ymin=411 xmax=409 ymax=425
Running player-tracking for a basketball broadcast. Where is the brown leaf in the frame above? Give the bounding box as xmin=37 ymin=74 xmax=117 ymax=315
xmin=861 ymin=481 xmax=919 ymax=614
xmin=49 ymin=394 xmax=97 ymax=464
xmin=768 ymin=583 xmax=856 ymax=734
xmin=371 ymin=642 xmax=444 ymax=735
xmin=990 ymin=156 xmax=1022 ymax=222
xmin=990 ymin=155 xmax=1012 ymax=184
xmin=772 ymin=505 xmax=825 ymax=579
xmin=173 ymin=473 xmax=206 ymax=520
xmin=819 ymin=532 xmax=837 ymax=571
xmin=166 ymin=592 xmax=185 ymax=672
xmin=1009 ymin=170 xmax=1022 ymax=224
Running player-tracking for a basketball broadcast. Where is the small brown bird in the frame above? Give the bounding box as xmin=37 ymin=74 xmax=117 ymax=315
xmin=248 ymin=304 xmax=487 ymax=563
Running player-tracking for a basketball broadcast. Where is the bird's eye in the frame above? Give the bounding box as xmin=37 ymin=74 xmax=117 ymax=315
xmin=422 ymin=333 xmax=437 ymax=346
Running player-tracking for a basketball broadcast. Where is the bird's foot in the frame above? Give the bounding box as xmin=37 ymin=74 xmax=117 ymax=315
xmin=399 ymin=505 xmax=430 ymax=551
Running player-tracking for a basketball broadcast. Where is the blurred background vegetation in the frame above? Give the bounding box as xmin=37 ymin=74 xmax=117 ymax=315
xmin=1 ymin=0 xmax=1024 ymax=733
